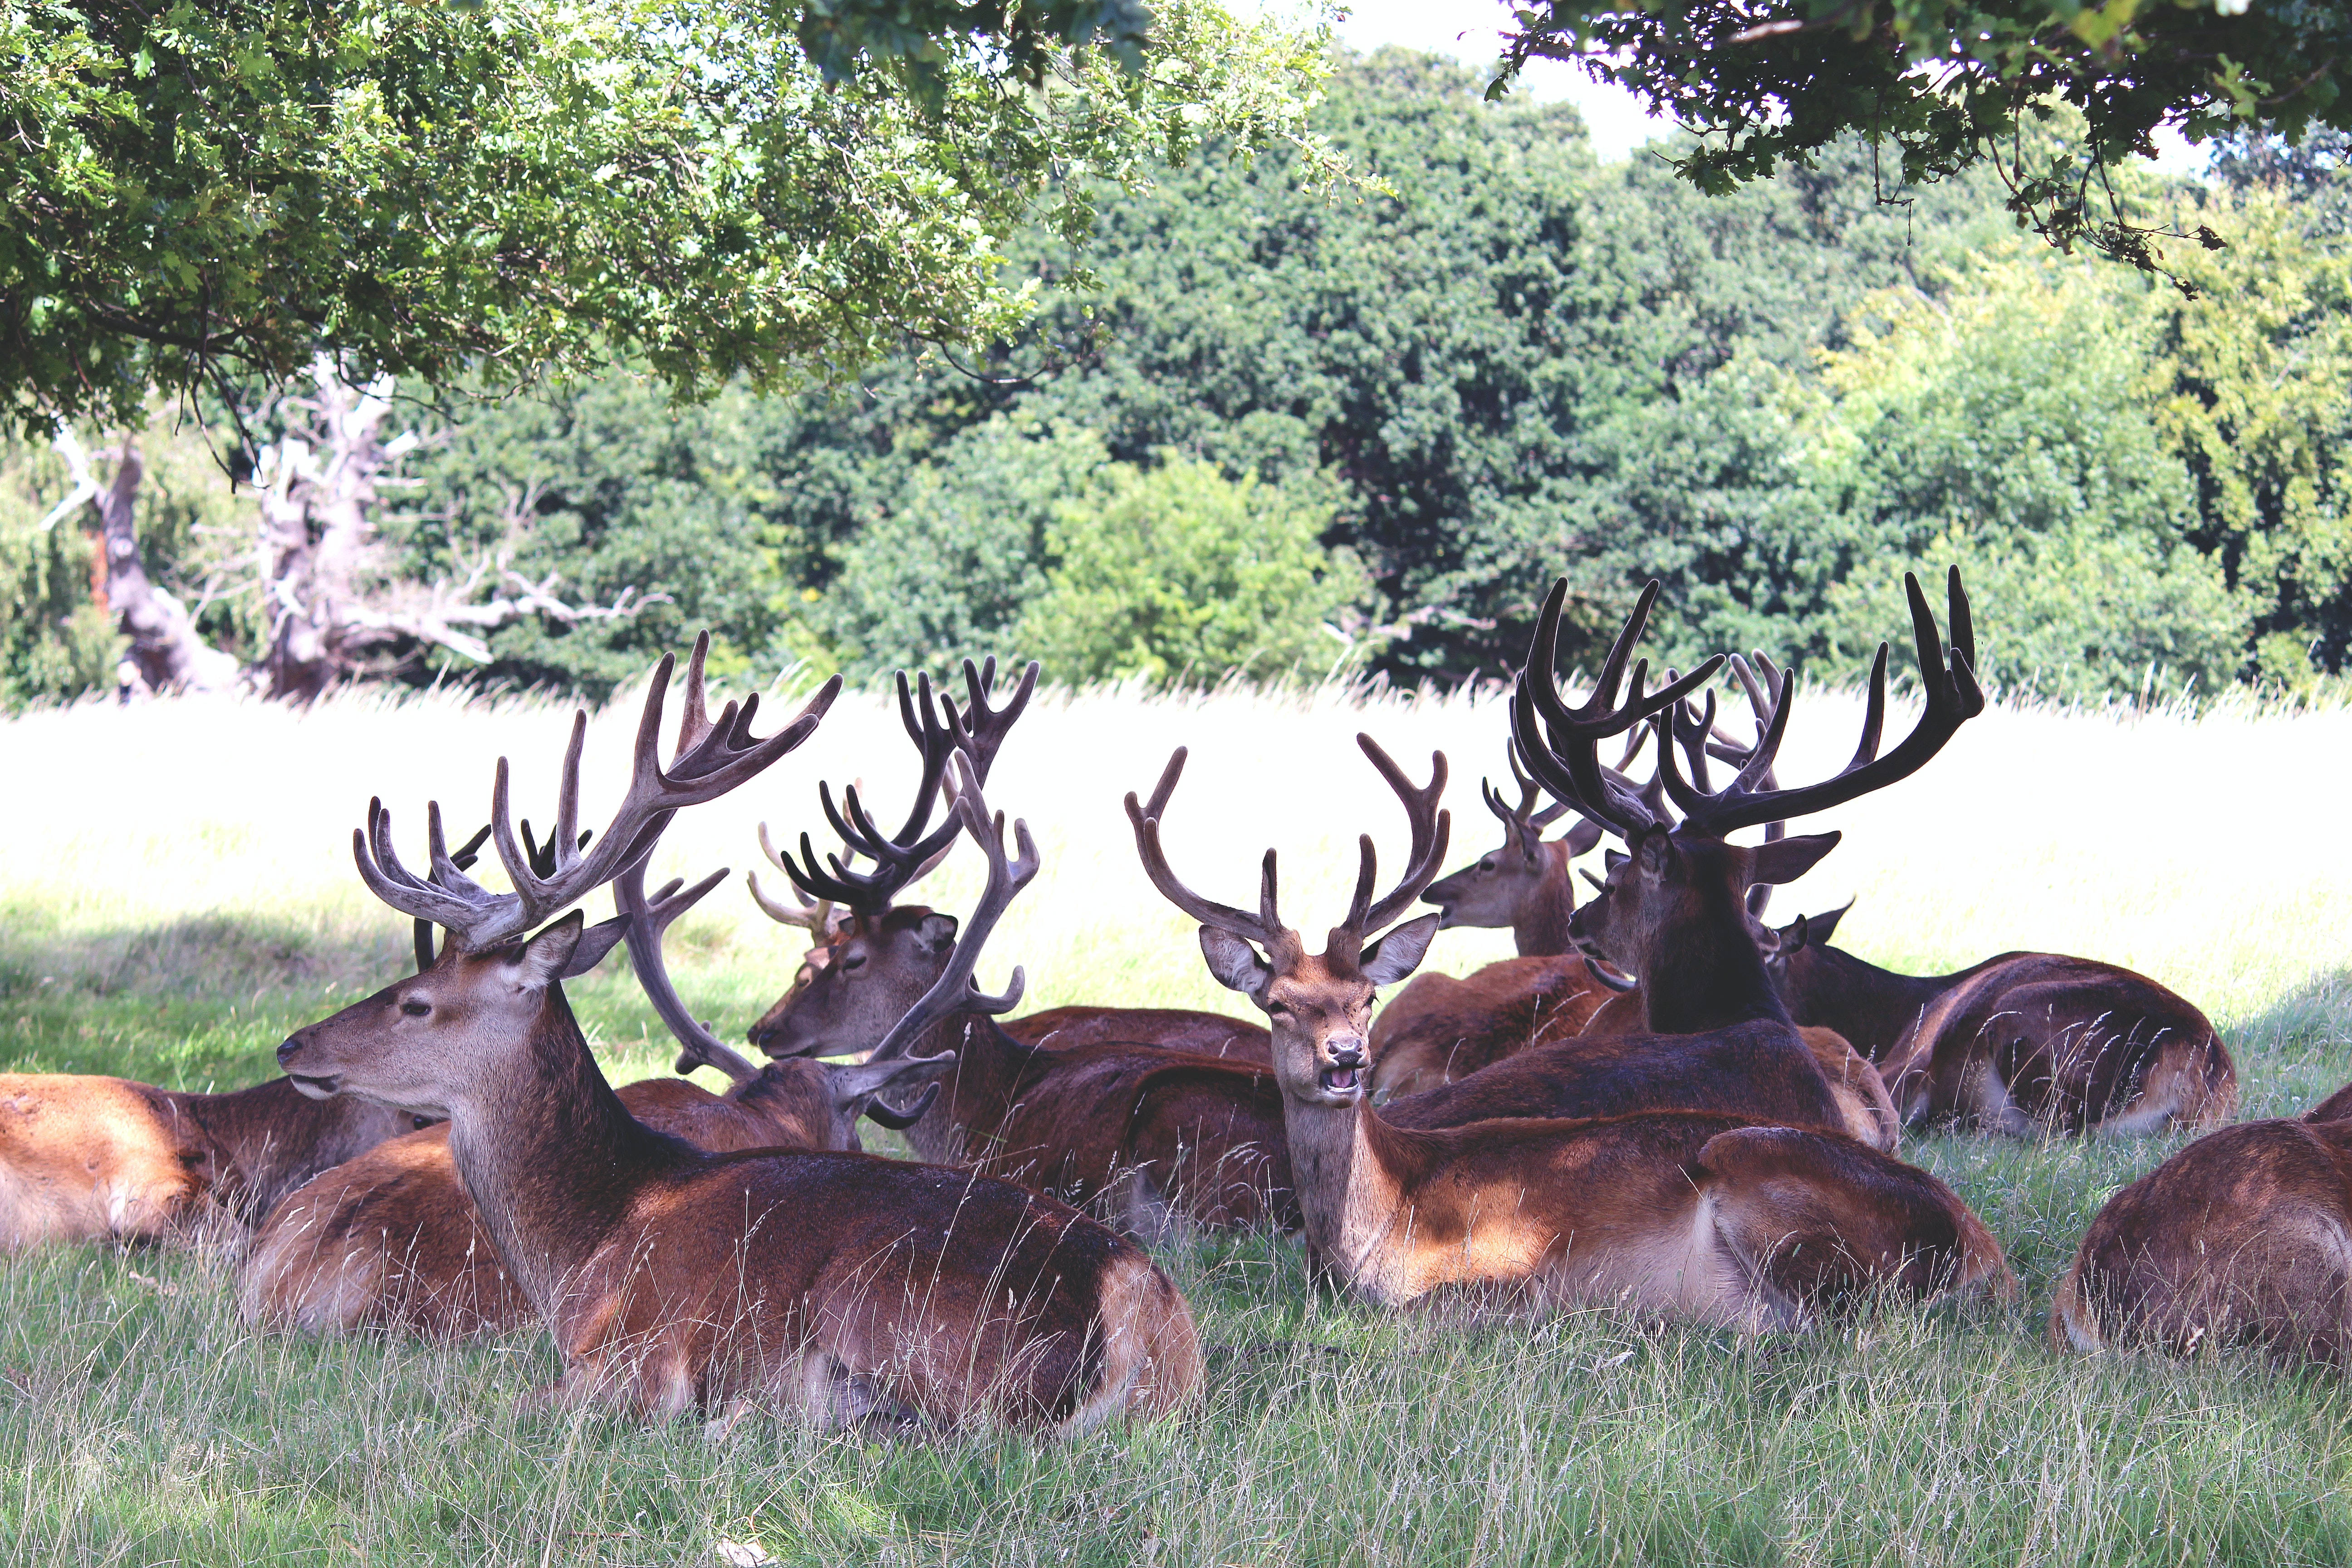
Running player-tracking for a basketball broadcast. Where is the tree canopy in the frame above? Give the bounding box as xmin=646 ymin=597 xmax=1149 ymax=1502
xmin=0 ymin=0 xmax=1336 ymax=436
xmin=1492 ymin=0 xmax=2351 ymax=278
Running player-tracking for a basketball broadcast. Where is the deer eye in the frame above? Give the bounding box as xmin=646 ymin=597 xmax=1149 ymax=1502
xmin=401 ymin=1000 xmax=431 ymax=1018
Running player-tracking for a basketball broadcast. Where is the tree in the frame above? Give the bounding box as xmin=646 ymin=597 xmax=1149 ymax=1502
xmin=1490 ymin=0 xmax=2350 ymax=277
xmin=2 ymin=0 xmax=1339 ymax=436
xmin=1020 ymin=458 xmax=1362 ymax=684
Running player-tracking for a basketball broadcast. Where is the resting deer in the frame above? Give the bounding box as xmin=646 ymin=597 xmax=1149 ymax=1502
xmin=2052 ymin=1099 xmax=2352 ymax=1362
xmin=746 ymin=662 xmax=1292 ymax=1237
xmin=1366 ymin=755 xmax=1610 ymax=1099
xmin=271 ymin=648 xmax=1196 ymax=1427
xmin=747 ymin=659 xmax=1264 ymax=1064
xmin=1762 ymin=903 xmax=2235 ymax=1136
xmin=0 ymin=823 xmax=513 ymax=1249
xmin=241 ymin=849 xmax=956 ymax=1339
xmin=1125 ymin=576 xmax=2010 ymax=1322
xmin=1373 ymin=673 xmax=1790 ymax=1102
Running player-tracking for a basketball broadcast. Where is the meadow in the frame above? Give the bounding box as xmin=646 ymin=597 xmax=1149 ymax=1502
xmin=5 ymin=669 xmax=2352 ymax=1566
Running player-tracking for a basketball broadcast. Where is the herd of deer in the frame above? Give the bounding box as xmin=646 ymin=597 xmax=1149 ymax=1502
xmin=1 ymin=562 xmax=2344 ymax=1434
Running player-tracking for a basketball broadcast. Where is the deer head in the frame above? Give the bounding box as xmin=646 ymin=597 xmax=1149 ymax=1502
xmin=1126 ymin=735 xmax=1450 ymax=1107
xmin=1518 ymin=572 xmax=1980 ymax=1022
xmin=749 ymin=657 xmax=1036 ymax=1059
xmin=1418 ymin=740 xmax=1603 ymax=930
xmin=278 ymin=636 xmax=839 ymax=1115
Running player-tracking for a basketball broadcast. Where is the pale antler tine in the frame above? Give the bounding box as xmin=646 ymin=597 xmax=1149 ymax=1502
xmin=756 ymin=821 xmax=791 ymax=875
xmin=675 ymin=630 xmax=715 ymax=755
xmin=745 ymin=869 xmax=818 ymax=928
xmin=551 ymin=706 xmax=589 ymax=877
xmin=1260 ymin=848 xmax=1284 ymax=936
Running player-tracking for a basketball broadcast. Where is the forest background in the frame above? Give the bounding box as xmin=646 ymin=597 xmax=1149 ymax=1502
xmin=3 ymin=49 xmax=2347 ymax=710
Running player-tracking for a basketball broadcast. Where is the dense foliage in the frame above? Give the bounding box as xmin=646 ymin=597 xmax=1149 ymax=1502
xmin=3 ymin=52 xmax=2347 ymax=706
xmin=0 ymin=0 xmax=1335 ymax=435
xmin=1492 ymin=0 xmax=2351 ymax=279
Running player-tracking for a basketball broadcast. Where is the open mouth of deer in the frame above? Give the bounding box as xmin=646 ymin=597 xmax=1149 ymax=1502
xmin=1319 ymin=1063 xmax=1363 ymax=1095
xmin=284 ymin=1071 xmax=341 ymax=1100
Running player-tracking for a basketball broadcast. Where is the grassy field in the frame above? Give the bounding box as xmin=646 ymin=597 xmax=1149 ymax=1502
xmin=5 ymin=671 xmax=2352 ymax=1566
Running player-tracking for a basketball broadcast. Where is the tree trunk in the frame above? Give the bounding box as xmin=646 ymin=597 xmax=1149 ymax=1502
xmin=54 ymin=429 xmax=239 ymax=696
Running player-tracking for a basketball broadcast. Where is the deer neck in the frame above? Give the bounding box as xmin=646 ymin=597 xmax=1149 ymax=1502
xmin=441 ymin=986 xmax=691 ymax=1313
xmin=1638 ymin=882 xmax=1790 ymax=1035
xmin=896 ymin=1010 xmax=1026 ymax=1166
xmin=1775 ymin=945 xmax=1981 ymax=1063
xmin=1278 ymin=1090 xmax=1437 ymax=1307
xmin=177 ymin=1078 xmax=405 ymax=1220
xmin=1511 ymin=843 xmax=1579 ymax=957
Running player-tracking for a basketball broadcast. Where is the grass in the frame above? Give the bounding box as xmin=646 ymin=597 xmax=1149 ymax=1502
xmin=6 ymin=671 xmax=2352 ymax=1565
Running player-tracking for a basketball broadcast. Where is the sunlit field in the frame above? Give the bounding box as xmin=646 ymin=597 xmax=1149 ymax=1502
xmin=5 ymin=669 xmax=2352 ymax=1565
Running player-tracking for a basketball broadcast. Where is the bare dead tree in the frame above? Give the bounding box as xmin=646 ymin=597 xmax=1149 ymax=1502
xmin=44 ymin=356 xmax=662 ymax=703
xmin=47 ymin=428 xmax=239 ymax=696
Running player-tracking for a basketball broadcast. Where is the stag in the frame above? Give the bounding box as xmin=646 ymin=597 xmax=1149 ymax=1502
xmin=1764 ymin=903 xmax=2235 ymax=1136
xmin=270 ymin=646 xmax=1196 ymax=1427
xmin=1125 ymin=584 xmax=2009 ymax=1321
xmin=749 ymin=658 xmax=1264 ymax=1064
xmin=242 ymin=824 xmax=955 ymax=1339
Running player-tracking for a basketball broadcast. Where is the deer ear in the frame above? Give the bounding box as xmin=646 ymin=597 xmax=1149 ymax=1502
xmin=562 ymin=915 xmax=630 ymax=978
xmin=916 ymin=913 xmax=960 ymax=953
xmin=1808 ymin=899 xmax=1854 ymax=945
xmin=1562 ymin=818 xmax=1606 ymax=857
xmin=515 ymin=911 xmax=585 ymax=989
xmin=1198 ymin=927 xmax=1273 ymax=994
xmin=1361 ymin=913 xmax=1440 ymax=988
xmin=1603 ymin=849 xmax=1628 ymax=872
xmin=1749 ymin=832 xmax=1841 ymax=886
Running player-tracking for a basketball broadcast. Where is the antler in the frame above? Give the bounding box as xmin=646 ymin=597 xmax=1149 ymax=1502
xmin=1655 ymin=568 xmax=1980 ymax=839
xmin=1124 ymin=748 xmax=1293 ymax=955
xmin=1125 ymin=735 xmax=1450 ymax=958
xmin=614 ymin=858 xmax=761 ymax=1084
xmin=774 ymin=662 xmax=1024 ymax=920
xmin=854 ymin=752 xmax=1040 ymax=1070
xmin=1510 ymin=579 xmax=1725 ymax=840
xmin=1344 ymin=735 xmax=1452 ymax=939
xmin=356 ymin=635 xmax=842 ymax=951
xmin=1485 ymin=741 xmax=1605 ymax=859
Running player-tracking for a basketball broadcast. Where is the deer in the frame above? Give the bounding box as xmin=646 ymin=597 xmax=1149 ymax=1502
xmin=0 ymin=823 xmax=520 ymax=1250
xmin=1123 ymin=575 xmax=2011 ymax=1322
xmin=240 ymin=851 xmax=957 ymax=1339
xmin=1372 ymin=671 xmax=1793 ymax=1103
xmin=2051 ymin=1106 xmax=2352 ymax=1363
xmin=746 ymin=658 xmax=1264 ymax=1065
xmin=1365 ymin=755 xmax=1611 ymax=1099
xmin=1759 ymin=903 xmax=2237 ymax=1137
xmin=270 ymin=647 xmax=1198 ymax=1428
xmin=752 ymin=669 xmax=1292 ymax=1238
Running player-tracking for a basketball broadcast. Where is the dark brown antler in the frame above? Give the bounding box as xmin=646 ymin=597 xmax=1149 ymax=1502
xmin=1124 ymin=748 xmax=1294 ymax=954
xmin=1343 ymin=735 xmax=1451 ymax=939
xmin=855 ymin=753 xmax=1040 ymax=1070
xmin=357 ymin=635 xmax=841 ymax=950
xmin=1510 ymin=579 xmax=1725 ymax=839
xmin=1655 ymin=567 xmax=1980 ymax=839
xmin=941 ymin=656 xmax=1039 ymax=781
xmin=1125 ymin=735 xmax=1451 ymax=957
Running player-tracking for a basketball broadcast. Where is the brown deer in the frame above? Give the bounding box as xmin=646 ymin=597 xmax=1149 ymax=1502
xmin=747 ymin=663 xmax=1293 ymax=1237
xmin=1124 ymin=578 xmax=2010 ymax=1321
xmin=747 ymin=659 xmax=1262 ymax=1064
xmin=1372 ymin=676 xmax=1785 ymax=1103
xmin=1365 ymin=754 xmax=1609 ymax=1099
xmin=1763 ymin=904 xmax=2236 ymax=1136
xmin=240 ymin=856 xmax=958 ymax=1339
xmin=2051 ymin=1107 xmax=2352 ymax=1362
xmin=272 ymin=656 xmax=1197 ymax=1427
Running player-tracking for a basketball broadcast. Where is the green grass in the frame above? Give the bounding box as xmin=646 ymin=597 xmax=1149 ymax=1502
xmin=7 ymin=677 xmax=2352 ymax=1565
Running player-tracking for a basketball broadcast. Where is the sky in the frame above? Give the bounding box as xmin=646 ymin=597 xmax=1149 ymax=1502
xmin=1318 ymin=0 xmax=2205 ymax=172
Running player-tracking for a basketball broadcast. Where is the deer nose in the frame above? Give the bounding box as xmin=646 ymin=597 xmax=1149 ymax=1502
xmin=1327 ymin=1038 xmax=1366 ymax=1068
xmin=275 ymin=1034 xmax=305 ymax=1068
